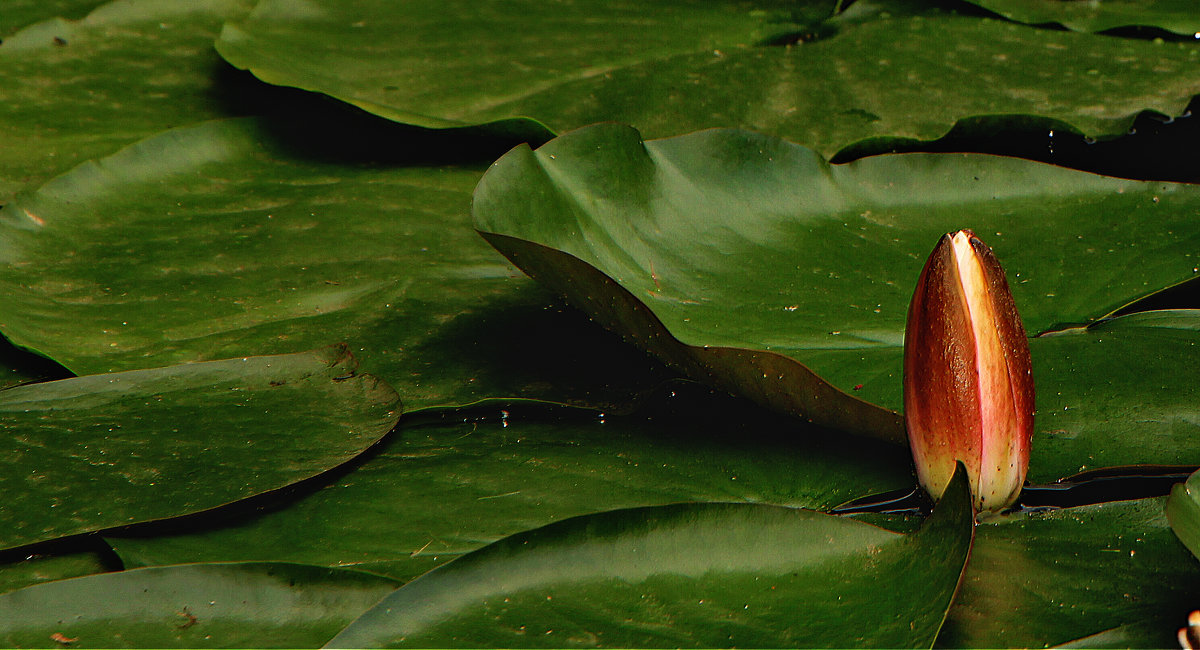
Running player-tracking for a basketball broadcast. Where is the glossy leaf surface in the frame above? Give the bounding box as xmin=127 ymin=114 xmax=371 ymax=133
xmin=938 ymin=497 xmax=1200 ymax=648
xmin=327 ymin=469 xmax=971 ymax=648
xmin=0 ymin=0 xmax=254 ymax=200
xmin=0 ymin=117 xmax=677 ymax=411
xmin=0 ymin=562 xmax=399 ymax=648
xmin=214 ymin=0 xmax=1200 ymax=156
xmin=108 ymin=389 xmax=913 ymax=582
xmin=2 ymin=346 xmax=400 ymax=551
xmin=475 ymin=124 xmax=1200 ymax=449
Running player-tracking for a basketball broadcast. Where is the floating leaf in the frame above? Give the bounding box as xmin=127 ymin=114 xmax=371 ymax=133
xmin=215 ymin=0 xmax=1199 ymax=155
xmin=0 ymin=543 xmax=115 ymax=596
xmin=474 ymin=124 xmax=1200 ymax=449
xmin=327 ymin=467 xmax=971 ymax=648
xmin=0 ymin=117 xmax=677 ymax=411
xmin=2 ymin=346 xmax=400 ymax=551
xmin=938 ymin=497 xmax=1200 ymax=648
xmin=0 ymin=0 xmax=254 ymax=200
xmin=0 ymin=0 xmax=105 ymax=37
xmin=109 ymin=389 xmax=913 ymax=582
xmin=962 ymin=0 xmax=1200 ymax=36
xmin=0 ymin=562 xmax=399 ymax=648
xmin=1167 ymin=467 xmax=1200 ymax=560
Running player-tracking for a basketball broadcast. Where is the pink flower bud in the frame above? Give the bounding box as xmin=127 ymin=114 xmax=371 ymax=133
xmin=903 ymin=230 xmax=1035 ymax=514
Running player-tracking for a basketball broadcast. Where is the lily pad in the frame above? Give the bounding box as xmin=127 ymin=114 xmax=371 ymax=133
xmin=0 ymin=117 xmax=678 ymax=412
xmin=1166 ymin=467 xmax=1200 ymax=560
xmin=962 ymin=0 xmax=1200 ymax=36
xmin=0 ymin=0 xmax=106 ymax=37
xmin=1 ymin=345 xmax=400 ymax=551
xmin=0 ymin=543 xmax=116 ymax=596
xmin=938 ymin=497 xmax=1200 ymax=648
xmin=108 ymin=388 xmax=913 ymax=583
xmin=0 ymin=562 xmax=400 ymax=648
xmin=0 ymin=0 xmax=255 ymax=201
xmin=215 ymin=0 xmax=1200 ymax=156
xmin=326 ymin=467 xmax=972 ymax=648
xmin=474 ymin=124 xmax=1200 ymax=442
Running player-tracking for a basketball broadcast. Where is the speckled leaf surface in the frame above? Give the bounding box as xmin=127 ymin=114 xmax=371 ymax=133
xmin=215 ymin=0 xmax=1199 ymax=156
xmin=107 ymin=391 xmax=913 ymax=583
xmin=0 ymin=117 xmax=677 ymax=412
xmin=0 ymin=0 xmax=254 ymax=201
xmin=0 ymin=562 xmax=400 ymax=648
xmin=1 ymin=346 xmax=400 ymax=551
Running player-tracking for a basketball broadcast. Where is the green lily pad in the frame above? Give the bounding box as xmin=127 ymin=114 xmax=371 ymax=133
xmin=0 ymin=0 xmax=106 ymax=37
xmin=0 ymin=562 xmax=400 ymax=648
xmin=474 ymin=124 xmax=1200 ymax=443
xmin=108 ymin=388 xmax=913 ymax=583
xmin=1166 ymin=467 xmax=1200 ymax=560
xmin=0 ymin=543 xmax=116 ymax=596
xmin=937 ymin=497 xmax=1200 ymax=648
xmin=215 ymin=0 xmax=1199 ymax=156
xmin=1 ymin=346 xmax=400 ymax=551
xmin=1031 ymin=311 xmax=1200 ymax=482
xmin=0 ymin=0 xmax=255 ymax=201
xmin=326 ymin=467 xmax=971 ymax=648
xmin=962 ymin=0 xmax=1200 ymax=35
xmin=0 ymin=117 xmax=678 ymax=412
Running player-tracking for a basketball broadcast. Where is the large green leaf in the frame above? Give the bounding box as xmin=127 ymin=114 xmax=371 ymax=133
xmin=1 ymin=346 xmax=400 ymax=551
xmin=215 ymin=0 xmax=1199 ymax=156
xmin=474 ymin=124 xmax=1200 ymax=446
xmin=0 ymin=0 xmax=255 ymax=201
xmin=108 ymin=388 xmax=913 ymax=583
xmin=0 ymin=543 xmax=116 ymax=596
xmin=0 ymin=117 xmax=678 ymax=411
xmin=962 ymin=0 xmax=1200 ymax=35
xmin=0 ymin=562 xmax=399 ymax=648
xmin=937 ymin=497 xmax=1200 ymax=648
xmin=0 ymin=0 xmax=106 ymax=37
xmin=326 ymin=467 xmax=972 ymax=648
xmin=1166 ymin=467 xmax=1200 ymax=560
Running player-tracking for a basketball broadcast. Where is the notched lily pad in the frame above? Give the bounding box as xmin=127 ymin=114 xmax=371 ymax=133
xmin=474 ymin=124 xmax=1200 ymax=445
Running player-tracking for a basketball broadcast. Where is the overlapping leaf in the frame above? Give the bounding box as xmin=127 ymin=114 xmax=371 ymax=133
xmin=939 ymin=497 xmax=1200 ymax=648
xmin=962 ymin=0 xmax=1200 ymax=35
xmin=1 ymin=346 xmax=399 ymax=551
xmin=107 ymin=390 xmax=913 ymax=582
xmin=215 ymin=0 xmax=1199 ymax=156
xmin=0 ymin=117 xmax=678 ymax=411
xmin=0 ymin=562 xmax=399 ymax=648
xmin=0 ymin=0 xmax=255 ymax=201
xmin=1167 ymin=467 xmax=1200 ymax=560
xmin=327 ymin=469 xmax=971 ymax=648
xmin=474 ymin=124 xmax=1200 ymax=455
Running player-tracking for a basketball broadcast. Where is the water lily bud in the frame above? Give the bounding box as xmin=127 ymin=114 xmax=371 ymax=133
xmin=903 ymin=230 xmax=1035 ymax=514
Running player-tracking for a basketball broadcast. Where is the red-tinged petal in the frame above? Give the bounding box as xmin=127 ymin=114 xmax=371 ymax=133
xmin=904 ymin=230 xmax=1034 ymax=514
